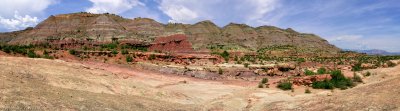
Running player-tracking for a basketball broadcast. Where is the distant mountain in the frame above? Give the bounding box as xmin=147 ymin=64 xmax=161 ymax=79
xmin=346 ymin=49 xmax=400 ymax=55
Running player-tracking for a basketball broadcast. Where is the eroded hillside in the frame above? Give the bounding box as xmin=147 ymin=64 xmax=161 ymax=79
xmin=0 ymin=12 xmax=340 ymax=54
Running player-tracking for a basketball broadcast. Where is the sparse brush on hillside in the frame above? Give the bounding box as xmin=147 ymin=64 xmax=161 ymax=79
xmin=101 ymin=43 xmax=118 ymax=49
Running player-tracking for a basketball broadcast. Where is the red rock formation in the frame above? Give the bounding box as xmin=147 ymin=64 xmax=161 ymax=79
xmin=149 ymin=34 xmax=194 ymax=53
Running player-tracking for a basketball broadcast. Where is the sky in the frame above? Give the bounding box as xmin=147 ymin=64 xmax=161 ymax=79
xmin=0 ymin=0 xmax=399 ymax=52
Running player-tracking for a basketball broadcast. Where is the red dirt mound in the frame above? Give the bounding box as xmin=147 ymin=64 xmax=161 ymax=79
xmin=149 ymin=34 xmax=193 ymax=53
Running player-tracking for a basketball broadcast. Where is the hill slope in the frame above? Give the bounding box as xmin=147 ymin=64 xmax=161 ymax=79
xmin=0 ymin=12 xmax=340 ymax=54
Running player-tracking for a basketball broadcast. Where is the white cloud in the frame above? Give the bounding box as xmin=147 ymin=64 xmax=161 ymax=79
xmin=160 ymin=4 xmax=198 ymax=23
xmin=0 ymin=0 xmax=57 ymax=18
xmin=86 ymin=0 xmax=144 ymax=14
xmin=0 ymin=12 xmax=39 ymax=31
xmin=158 ymin=0 xmax=278 ymax=25
xmin=0 ymin=0 xmax=57 ymax=31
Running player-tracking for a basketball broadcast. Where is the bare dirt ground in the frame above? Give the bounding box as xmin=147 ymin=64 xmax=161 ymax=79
xmin=1 ymin=56 xmax=399 ymax=111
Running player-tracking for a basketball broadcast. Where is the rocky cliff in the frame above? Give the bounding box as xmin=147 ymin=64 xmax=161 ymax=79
xmin=0 ymin=12 xmax=340 ymax=54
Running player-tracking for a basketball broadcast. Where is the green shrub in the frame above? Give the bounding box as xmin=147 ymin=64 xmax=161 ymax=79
xmin=218 ymin=68 xmax=223 ymax=75
xmin=297 ymin=58 xmax=305 ymax=63
xmin=126 ymin=56 xmax=133 ymax=62
xmin=312 ymin=79 xmax=334 ymax=89
xmin=304 ymin=69 xmax=315 ymax=75
xmin=69 ymin=49 xmax=77 ymax=55
xmin=261 ymin=78 xmax=268 ymax=84
xmin=148 ymin=54 xmax=156 ymax=60
xmin=353 ymin=73 xmax=363 ymax=83
xmin=258 ymin=83 xmax=264 ymax=88
xmin=365 ymin=71 xmax=371 ymax=76
xmin=352 ymin=63 xmax=362 ymax=71
xmin=312 ymin=70 xmax=355 ymax=90
xmin=317 ymin=67 xmax=327 ymax=74
xmin=121 ymin=50 xmax=128 ymax=55
xmin=101 ymin=43 xmax=118 ymax=49
xmin=234 ymin=56 xmax=239 ymax=61
xmin=221 ymin=50 xmax=230 ymax=62
xmin=330 ymin=70 xmax=354 ymax=89
xmin=244 ymin=63 xmax=250 ymax=68
xmin=27 ymin=50 xmax=38 ymax=58
xmin=277 ymin=81 xmax=292 ymax=90
xmin=305 ymin=88 xmax=311 ymax=94
xmin=387 ymin=61 xmax=396 ymax=67
xmin=112 ymin=50 xmax=118 ymax=55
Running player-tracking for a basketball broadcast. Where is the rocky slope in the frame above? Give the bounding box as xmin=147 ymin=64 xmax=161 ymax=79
xmin=0 ymin=12 xmax=340 ymax=53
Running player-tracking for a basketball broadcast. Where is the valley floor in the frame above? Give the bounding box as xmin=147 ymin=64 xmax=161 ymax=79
xmin=0 ymin=56 xmax=399 ymax=111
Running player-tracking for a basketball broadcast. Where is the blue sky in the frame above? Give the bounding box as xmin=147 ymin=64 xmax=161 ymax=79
xmin=0 ymin=0 xmax=399 ymax=52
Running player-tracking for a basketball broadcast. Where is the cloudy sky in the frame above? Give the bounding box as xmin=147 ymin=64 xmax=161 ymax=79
xmin=0 ymin=0 xmax=399 ymax=52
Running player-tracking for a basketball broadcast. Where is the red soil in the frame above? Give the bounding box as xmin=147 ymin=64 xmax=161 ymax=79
xmin=149 ymin=34 xmax=193 ymax=53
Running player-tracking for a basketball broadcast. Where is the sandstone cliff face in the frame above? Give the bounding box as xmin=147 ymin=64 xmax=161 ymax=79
xmin=0 ymin=12 xmax=340 ymax=54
